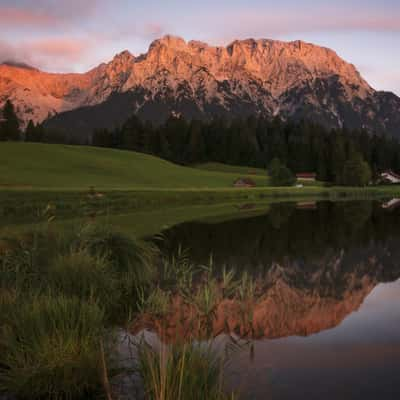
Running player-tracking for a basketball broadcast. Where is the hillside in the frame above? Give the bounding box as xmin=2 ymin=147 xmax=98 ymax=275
xmin=1 ymin=35 xmax=399 ymax=137
xmin=194 ymin=162 xmax=267 ymax=176
xmin=0 ymin=142 xmax=268 ymax=190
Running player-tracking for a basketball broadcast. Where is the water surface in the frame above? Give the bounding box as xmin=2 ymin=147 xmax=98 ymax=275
xmin=152 ymin=201 xmax=400 ymax=399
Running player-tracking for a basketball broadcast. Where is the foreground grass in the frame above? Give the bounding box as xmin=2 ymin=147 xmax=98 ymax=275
xmin=0 ymin=223 xmax=156 ymax=399
xmin=137 ymin=341 xmax=234 ymax=400
xmin=0 ymin=222 xmax=238 ymax=399
xmin=0 ymin=295 xmax=106 ymax=400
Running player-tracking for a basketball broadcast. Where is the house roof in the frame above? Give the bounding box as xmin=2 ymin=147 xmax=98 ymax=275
xmin=382 ymin=170 xmax=400 ymax=180
xmin=234 ymin=177 xmax=256 ymax=185
xmin=296 ymin=172 xmax=317 ymax=178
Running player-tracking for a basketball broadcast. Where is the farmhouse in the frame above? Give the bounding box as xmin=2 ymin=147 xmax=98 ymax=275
xmin=233 ymin=178 xmax=256 ymax=188
xmin=380 ymin=170 xmax=400 ymax=184
xmin=296 ymin=172 xmax=316 ymax=181
xmin=382 ymin=198 xmax=400 ymax=210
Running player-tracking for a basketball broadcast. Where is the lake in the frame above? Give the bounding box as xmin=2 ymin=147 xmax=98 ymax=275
xmin=1 ymin=197 xmax=400 ymax=399
xmin=140 ymin=200 xmax=400 ymax=400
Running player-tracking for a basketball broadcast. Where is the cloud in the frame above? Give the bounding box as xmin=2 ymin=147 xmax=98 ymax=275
xmin=142 ymin=23 xmax=166 ymax=40
xmin=0 ymin=0 xmax=103 ymax=29
xmin=0 ymin=38 xmax=94 ymax=71
xmin=201 ymin=8 xmax=400 ymax=42
xmin=0 ymin=7 xmax=57 ymax=27
xmin=28 ymin=39 xmax=89 ymax=60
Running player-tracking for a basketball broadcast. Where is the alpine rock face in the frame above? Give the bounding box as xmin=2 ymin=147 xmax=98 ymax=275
xmin=1 ymin=35 xmax=399 ymax=136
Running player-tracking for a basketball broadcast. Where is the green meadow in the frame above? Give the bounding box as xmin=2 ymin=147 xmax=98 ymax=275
xmin=194 ymin=162 xmax=267 ymax=176
xmin=0 ymin=142 xmax=269 ymax=190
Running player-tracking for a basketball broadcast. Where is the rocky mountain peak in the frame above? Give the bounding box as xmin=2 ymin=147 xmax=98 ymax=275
xmin=149 ymin=34 xmax=187 ymax=51
xmin=112 ymin=50 xmax=135 ymax=63
xmin=1 ymin=35 xmax=399 ymax=137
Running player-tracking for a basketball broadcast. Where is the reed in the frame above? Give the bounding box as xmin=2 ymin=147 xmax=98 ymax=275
xmin=136 ymin=340 xmax=235 ymax=400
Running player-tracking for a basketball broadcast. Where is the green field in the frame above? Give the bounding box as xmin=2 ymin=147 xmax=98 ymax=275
xmin=194 ymin=161 xmax=326 ymax=186
xmin=1 ymin=142 xmax=400 ymax=204
xmin=194 ymin=162 xmax=267 ymax=176
xmin=0 ymin=143 xmax=269 ymax=190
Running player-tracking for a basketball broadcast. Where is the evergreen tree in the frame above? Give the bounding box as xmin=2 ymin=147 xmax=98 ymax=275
xmin=25 ymin=120 xmax=44 ymax=142
xmin=269 ymin=158 xmax=296 ymax=186
xmin=25 ymin=120 xmax=36 ymax=142
xmin=185 ymin=120 xmax=206 ymax=164
xmin=0 ymin=100 xmax=20 ymax=141
xmin=342 ymin=152 xmax=372 ymax=186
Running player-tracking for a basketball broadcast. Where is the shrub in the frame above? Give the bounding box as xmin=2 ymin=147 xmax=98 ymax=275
xmin=341 ymin=153 xmax=372 ymax=186
xmin=268 ymin=158 xmax=296 ymax=186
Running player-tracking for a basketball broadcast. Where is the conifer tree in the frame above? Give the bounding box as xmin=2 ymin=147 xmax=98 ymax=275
xmin=0 ymin=100 xmax=20 ymax=141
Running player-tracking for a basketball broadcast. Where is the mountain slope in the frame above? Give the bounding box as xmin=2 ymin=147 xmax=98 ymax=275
xmin=1 ymin=35 xmax=399 ymax=137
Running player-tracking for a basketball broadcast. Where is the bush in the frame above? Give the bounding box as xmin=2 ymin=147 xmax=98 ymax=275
xmin=268 ymin=158 xmax=296 ymax=186
xmin=341 ymin=153 xmax=372 ymax=186
xmin=0 ymin=295 xmax=107 ymax=400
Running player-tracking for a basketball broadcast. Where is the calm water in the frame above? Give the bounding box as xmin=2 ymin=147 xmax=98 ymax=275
xmin=154 ymin=200 xmax=400 ymax=400
xmin=2 ymin=198 xmax=400 ymax=399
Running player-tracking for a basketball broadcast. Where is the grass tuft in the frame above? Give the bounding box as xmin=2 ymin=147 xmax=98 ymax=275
xmin=136 ymin=340 xmax=235 ymax=400
xmin=0 ymin=295 xmax=107 ymax=400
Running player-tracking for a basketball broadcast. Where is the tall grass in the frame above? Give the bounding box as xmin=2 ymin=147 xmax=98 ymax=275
xmin=48 ymin=249 xmax=116 ymax=305
xmin=0 ymin=222 xmax=158 ymax=399
xmin=0 ymin=295 xmax=107 ymax=400
xmin=78 ymin=224 xmax=154 ymax=279
xmin=136 ymin=340 xmax=235 ymax=400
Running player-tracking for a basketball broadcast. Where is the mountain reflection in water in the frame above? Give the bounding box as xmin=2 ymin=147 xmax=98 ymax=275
xmin=131 ymin=201 xmax=400 ymax=399
xmin=143 ymin=201 xmax=400 ymax=339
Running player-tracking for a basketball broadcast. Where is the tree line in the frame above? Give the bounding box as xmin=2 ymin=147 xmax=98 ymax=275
xmin=90 ymin=114 xmax=394 ymax=185
xmin=1 ymin=99 xmax=399 ymax=185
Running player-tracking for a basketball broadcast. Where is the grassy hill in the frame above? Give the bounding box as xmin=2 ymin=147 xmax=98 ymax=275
xmin=0 ymin=143 xmax=268 ymax=190
xmin=194 ymin=162 xmax=267 ymax=176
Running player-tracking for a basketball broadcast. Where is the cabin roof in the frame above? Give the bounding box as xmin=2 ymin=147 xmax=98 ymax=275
xmin=382 ymin=170 xmax=400 ymax=179
xmin=233 ymin=177 xmax=256 ymax=185
xmin=296 ymin=172 xmax=316 ymax=178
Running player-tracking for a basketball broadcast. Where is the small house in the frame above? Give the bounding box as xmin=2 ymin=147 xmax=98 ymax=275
xmin=380 ymin=171 xmax=400 ymax=184
xmin=296 ymin=172 xmax=317 ymax=181
xmin=382 ymin=198 xmax=400 ymax=210
xmin=233 ymin=178 xmax=256 ymax=188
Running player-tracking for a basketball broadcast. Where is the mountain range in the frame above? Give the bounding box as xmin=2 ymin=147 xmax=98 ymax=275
xmin=1 ymin=35 xmax=399 ymax=137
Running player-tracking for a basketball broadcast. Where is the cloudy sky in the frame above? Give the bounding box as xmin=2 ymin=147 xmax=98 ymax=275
xmin=1 ymin=0 xmax=399 ymax=95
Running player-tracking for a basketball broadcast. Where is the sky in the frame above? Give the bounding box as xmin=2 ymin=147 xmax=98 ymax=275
xmin=0 ymin=0 xmax=399 ymax=95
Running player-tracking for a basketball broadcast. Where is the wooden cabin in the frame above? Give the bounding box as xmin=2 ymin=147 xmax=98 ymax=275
xmin=296 ymin=172 xmax=317 ymax=181
xmin=380 ymin=171 xmax=400 ymax=184
xmin=233 ymin=178 xmax=256 ymax=188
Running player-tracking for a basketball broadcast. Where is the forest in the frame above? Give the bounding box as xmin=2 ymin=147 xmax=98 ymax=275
xmin=2 ymin=99 xmax=400 ymax=185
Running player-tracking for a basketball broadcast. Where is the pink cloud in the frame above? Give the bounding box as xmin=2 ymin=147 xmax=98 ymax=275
xmin=201 ymin=8 xmax=400 ymax=42
xmin=0 ymin=38 xmax=94 ymax=71
xmin=28 ymin=39 xmax=89 ymax=60
xmin=143 ymin=23 xmax=166 ymax=39
xmin=0 ymin=7 xmax=58 ymax=27
xmin=0 ymin=1 xmax=103 ymax=29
